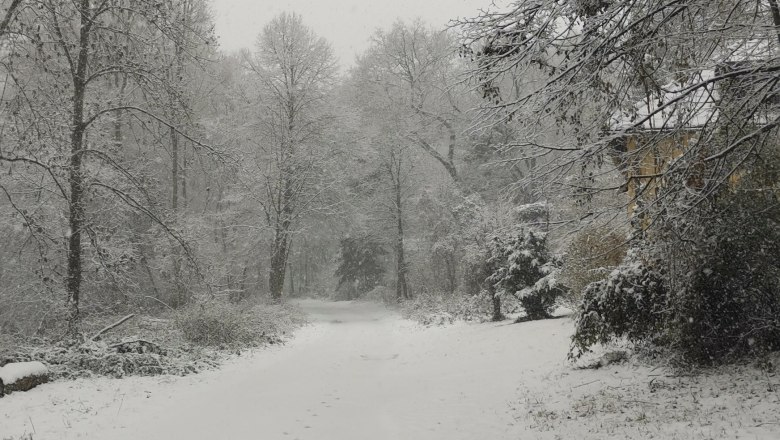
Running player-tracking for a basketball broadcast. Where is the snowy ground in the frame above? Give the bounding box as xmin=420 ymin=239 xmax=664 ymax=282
xmin=1 ymin=300 xmax=779 ymax=439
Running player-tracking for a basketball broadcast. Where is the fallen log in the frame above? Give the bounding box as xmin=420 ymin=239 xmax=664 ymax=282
xmin=90 ymin=314 xmax=136 ymax=341
xmin=0 ymin=361 xmax=49 ymax=397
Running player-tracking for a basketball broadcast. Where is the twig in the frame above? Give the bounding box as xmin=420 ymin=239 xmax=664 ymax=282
xmin=90 ymin=314 xmax=136 ymax=341
xmin=573 ymin=379 xmax=601 ymax=388
xmin=28 ymin=415 xmax=36 ymax=434
xmin=142 ymin=295 xmax=176 ymax=312
xmin=116 ymin=394 xmax=125 ymax=416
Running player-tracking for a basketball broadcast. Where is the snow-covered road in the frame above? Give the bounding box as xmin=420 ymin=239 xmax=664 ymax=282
xmin=0 ymin=300 xmax=572 ymax=440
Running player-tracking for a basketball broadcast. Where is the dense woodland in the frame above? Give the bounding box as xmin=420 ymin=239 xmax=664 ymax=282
xmin=0 ymin=0 xmax=778 ymax=368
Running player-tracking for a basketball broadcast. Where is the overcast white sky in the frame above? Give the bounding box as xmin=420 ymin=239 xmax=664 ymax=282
xmin=209 ymin=0 xmax=499 ymax=69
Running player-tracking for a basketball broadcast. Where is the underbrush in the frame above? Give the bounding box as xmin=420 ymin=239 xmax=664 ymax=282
xmin=1 ymin=299 xmax=306 ymax=379
xmin=177 ymin=300 xmax=304 ymax=347
xmin=400 ymin=291 xmax=493 ymax=325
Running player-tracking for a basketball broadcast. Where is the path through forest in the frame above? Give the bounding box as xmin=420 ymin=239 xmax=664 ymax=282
xmin=1 ymin=300 xmax=572 ymax=440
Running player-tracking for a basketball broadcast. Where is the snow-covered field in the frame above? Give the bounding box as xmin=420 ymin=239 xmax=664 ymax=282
xmin=1 ymin=300 xmax=779 ymax=439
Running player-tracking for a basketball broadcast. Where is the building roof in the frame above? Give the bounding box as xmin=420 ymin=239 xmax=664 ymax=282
xmin=610 ymin=69 xmax=719 ymax=132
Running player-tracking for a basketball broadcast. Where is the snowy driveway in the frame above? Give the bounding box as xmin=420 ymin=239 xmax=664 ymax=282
xmin=1 ymin=300 xmax=572 ymax=440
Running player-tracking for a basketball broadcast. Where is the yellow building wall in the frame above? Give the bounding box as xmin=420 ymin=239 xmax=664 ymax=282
xmin=625 ymin=134 xmax=688 ymax=217
xmin=623 ymin=132 xmax=759 ymax=219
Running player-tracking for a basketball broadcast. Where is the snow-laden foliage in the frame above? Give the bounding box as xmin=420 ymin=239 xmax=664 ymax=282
xmin=657 ymin=172 xmax=780 ymax=364
xmin=462 ymin=0 xmax=780 ymax=365
xmin=486 ymin=228 xmax=567 ymax=320
xmin=572 ymin=152 xmax=780 ymax=364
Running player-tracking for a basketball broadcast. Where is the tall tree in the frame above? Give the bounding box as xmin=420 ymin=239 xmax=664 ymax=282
xmin=244 ymin=13 xmax=337 ymax=301
xmin=341 ymin=79 xmax=418 ymax=301
xmin=383 ymin=141 xmax=413 ymax=301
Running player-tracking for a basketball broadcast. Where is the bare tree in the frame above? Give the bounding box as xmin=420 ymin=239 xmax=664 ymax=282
xmin=361 ymin=20 xmax=468 ymax=182
xmin=382 ymin=141 xmax=413 ymax=301
xmin=244 ymin=12 xmax=337 ymax=301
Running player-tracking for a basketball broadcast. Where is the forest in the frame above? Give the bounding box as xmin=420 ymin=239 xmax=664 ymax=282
xmin=0 ymin=0 xmax=779 ymax=438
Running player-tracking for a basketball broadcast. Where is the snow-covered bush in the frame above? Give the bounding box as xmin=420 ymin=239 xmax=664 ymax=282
xmin=486 ymin=229 xmax=567 ymax=320
xmin=570 ymin=249 xmax=666 ymax=359
xmin=662 ymin=191 xmax=780 ymax=364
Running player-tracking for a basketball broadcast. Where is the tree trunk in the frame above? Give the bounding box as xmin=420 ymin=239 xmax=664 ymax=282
xmin=170 ymin=110 xmax=179 ymax=213
xmin=66 ymin=125 xmax=85 ymax=338
xmin=113 ymin=72 xmax=126 ymax=150
xmin=491 ymin=289 xmax=503 ymax=321
xmin=445 ymin=254 xmax=457 ymax=294
xmin=181 ymin=141 xmax=188 ymax=211
xmin=302 ymin=253 xmax=309 ymax=295
xmin=288 ymin=261 xmax=295 ymax=296
xmin=770 ymin=0 xmax=780 ymax=44
xmin=239 ymin=265 xmax=249 ymax=299
xmin=394 ymin=175 xmax=410 ymax=301
xmin=170 ymin=129 xmax=178 ymax=207
xmin=170 ymin=125 xmax=184 ymax=303
xmin=268 ymin=229 xmax=289 ymax=301
xmin=0 ymin=0 xmax=22 ymax=38
xmin=302 ymin=236 xmax=310 ymax=294
xmin=268 ymin=153 xmax=294 ymax=300
xmin=65 ymin=0 xmax=93 ymax=339
xmin=169 ymin=0 xmax=190 ymax=304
